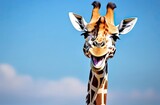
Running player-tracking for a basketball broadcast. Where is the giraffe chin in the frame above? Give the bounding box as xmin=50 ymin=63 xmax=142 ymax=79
xmin=91 ymin=54 xmax=108 ymax=69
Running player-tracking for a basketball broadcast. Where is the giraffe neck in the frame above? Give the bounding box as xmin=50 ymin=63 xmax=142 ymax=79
xmin=86 ymin=63 xmax=108 ymax=105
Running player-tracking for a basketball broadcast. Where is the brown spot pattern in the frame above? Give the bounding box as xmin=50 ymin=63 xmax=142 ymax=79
xmin=92 ymin=76 xmax=98 ymax=88
xmin=91 ymin=89 xmax=95 ymax=101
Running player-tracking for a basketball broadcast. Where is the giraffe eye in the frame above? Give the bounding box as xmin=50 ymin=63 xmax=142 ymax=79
xmin=81 ymin=32 xmax=89 ymax=39
xmin=111 ymin=34 xmax=120 ymax=41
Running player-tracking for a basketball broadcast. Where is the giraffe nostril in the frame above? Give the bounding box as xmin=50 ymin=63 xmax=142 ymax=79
xmin=93 ymin=41 xmax=106 ymax=47
xmin=101 ymin=41 xmax=105 ymax=47
xmin=93 ymin=41 xmax=98 ymax=46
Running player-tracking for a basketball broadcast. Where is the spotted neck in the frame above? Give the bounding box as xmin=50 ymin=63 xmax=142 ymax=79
xmin=86 ymin=63 xmax=108 ymax=105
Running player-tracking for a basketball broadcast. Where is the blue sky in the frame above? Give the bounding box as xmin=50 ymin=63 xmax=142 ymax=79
xmin=0 ymin=0 xmax=160 ymax=105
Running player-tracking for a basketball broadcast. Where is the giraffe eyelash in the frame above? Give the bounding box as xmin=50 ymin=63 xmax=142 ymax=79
xmin=81 ymin=32 xmax=97 ymax=40
xmin=81 ymin=32 xmax=90 ymax=39
xmin=111 ymin=34 xmax=120 ymax=41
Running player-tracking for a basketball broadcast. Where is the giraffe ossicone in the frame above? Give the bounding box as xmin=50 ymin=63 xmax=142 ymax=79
xmin=69 ymin=1 xmax=137 ymax=105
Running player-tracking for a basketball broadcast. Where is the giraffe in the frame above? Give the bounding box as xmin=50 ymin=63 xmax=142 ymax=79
xmin=69 ymin=1 xmax=137 ymax=105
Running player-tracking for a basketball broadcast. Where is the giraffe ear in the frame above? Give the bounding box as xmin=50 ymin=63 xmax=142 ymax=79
xmin=118 ymin=17 xmax=138 ymax=35
xmin=69 ymin=12 xmax=87 ymax=31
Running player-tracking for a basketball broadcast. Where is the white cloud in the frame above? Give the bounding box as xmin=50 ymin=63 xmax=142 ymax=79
xmin=108 ymin=89 xmax=160 ymax=105
xmin=0 ymin=64 xmax=86 ymax=105
xmin=0 ymin=64 xmax=160 ymax=105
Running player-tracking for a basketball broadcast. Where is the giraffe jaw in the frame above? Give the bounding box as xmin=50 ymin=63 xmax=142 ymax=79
xmin=91 ymin=53 xmax=108 ymax=69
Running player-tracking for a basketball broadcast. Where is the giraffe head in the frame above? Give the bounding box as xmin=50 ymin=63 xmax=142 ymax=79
xmin=69 ymin=1 xmax=137 ymax=69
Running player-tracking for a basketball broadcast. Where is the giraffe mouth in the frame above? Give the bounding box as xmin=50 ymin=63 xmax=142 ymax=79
xmin=91 ymin=54 xmax=107 ymax=68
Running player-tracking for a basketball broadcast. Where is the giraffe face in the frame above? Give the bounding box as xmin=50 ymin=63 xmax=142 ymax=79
xmin=83 ymin=17 xmax=119 ymax=68
xmin=69 ymin=1 xmax=137 ymax=69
